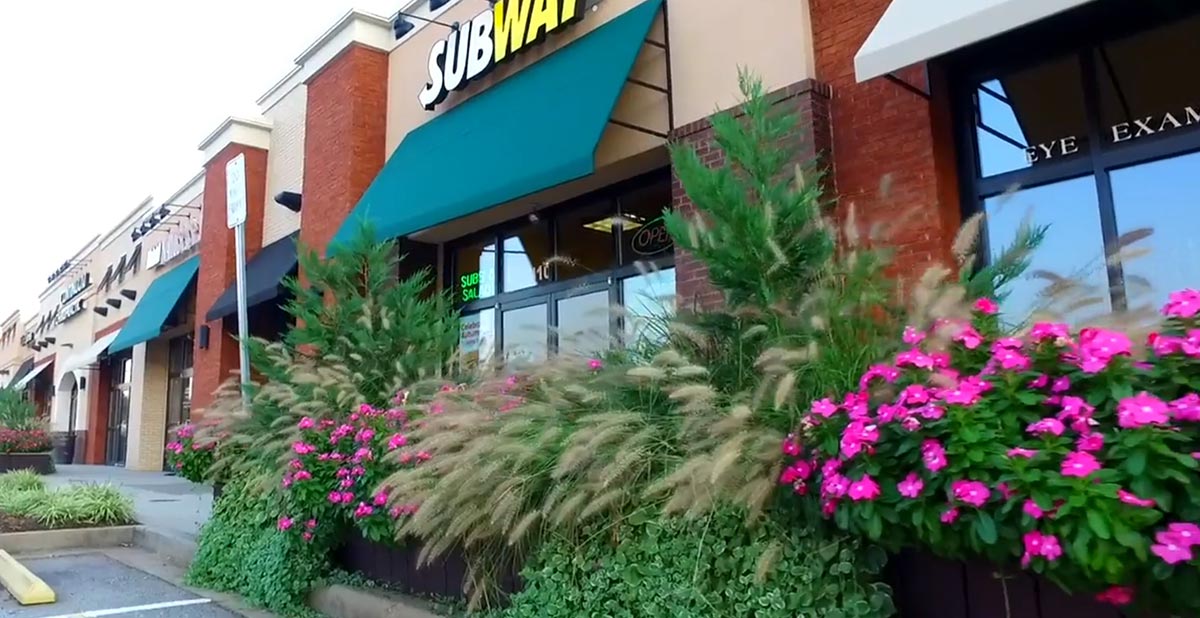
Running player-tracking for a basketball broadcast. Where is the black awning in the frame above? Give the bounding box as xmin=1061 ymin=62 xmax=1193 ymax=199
xmin=205 ymin=233 xmax=298 ymax=323
xmin=7 ymin=358 xmax=34 ymax=387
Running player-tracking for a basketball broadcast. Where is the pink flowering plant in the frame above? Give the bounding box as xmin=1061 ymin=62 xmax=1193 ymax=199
xmin=165 ymin=423 xmax=216 ymax=484
xmin=786 ymin=289 xmax=1200 ymax=613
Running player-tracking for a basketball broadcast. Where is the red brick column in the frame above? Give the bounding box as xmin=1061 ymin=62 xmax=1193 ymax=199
xmin=193 ymin=145 xmax=269 ymax=413
xmin=670 ymin=80 xmax=834 ymax=311
xmin=83 ymin=361 xmax=111 ymax=464
xmin=301 ymin=45 xmax=389 ymax=256
xmin=810 ymin=0 xmax=963 ymax=276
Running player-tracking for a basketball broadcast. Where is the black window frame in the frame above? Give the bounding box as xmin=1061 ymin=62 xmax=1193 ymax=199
xmin=947 ymin=0 xmax=1200 ymax=312
xmin=446 ymin=168 xmax=675 ymax=359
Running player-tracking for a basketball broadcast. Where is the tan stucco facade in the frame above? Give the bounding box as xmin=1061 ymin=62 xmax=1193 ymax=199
xmin=262 ymin=85 xmax=307 ymax=246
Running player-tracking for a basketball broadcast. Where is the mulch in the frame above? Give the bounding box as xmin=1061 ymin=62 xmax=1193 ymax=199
xmin=0 ymin=510 xmax=43 ymax=533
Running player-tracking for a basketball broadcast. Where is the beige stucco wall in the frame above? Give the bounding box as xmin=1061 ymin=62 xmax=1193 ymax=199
xmin=668 ymin=0 xmax=817 ymax=127
xmin=0 ymin=314 xmax=29 ymax=388
xmin=262 ymin=86 xmax=307 ymax=245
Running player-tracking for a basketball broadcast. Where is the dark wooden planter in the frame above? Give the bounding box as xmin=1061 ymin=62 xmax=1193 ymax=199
xmin=0 ymin=452 xmax=55 ymax=475
xmin=333 ymin=533 xmax=522 ymax=601
xmin=886 ymin=549 xmax=1168 ymax=618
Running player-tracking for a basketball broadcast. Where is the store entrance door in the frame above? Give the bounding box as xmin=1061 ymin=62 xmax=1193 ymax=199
xmin=164 ymin=335 xmax=194 ymax=469
xmin=106 ymin=354 xmax=132 ymax=466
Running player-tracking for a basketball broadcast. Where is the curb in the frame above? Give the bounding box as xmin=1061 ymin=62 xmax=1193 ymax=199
xmin=0 ymin=549 xmax=55 ymax=605
xmin=310 ymin=584 xmax=445 ymax=618
xmin=0 ymin=526 xmax=137 ymax=554
xmin=132 ymin=526 xmax=197 ymax=567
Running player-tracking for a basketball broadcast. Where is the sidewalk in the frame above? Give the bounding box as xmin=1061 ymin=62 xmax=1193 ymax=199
xmin=47 ymin=465 xmax=212 ymax=542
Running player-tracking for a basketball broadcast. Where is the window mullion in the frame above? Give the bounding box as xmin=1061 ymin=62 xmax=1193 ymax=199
xmin=1080 ymin=48 xmax=1128 ymax=312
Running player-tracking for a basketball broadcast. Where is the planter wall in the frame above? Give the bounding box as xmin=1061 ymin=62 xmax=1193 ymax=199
xmin=886 ymin=549 xmax=1166 ymax=618
xmin=0 ymin=452 xmax=55 ymax=475
xmin=333 ymin=533 xmax=521 ymax=601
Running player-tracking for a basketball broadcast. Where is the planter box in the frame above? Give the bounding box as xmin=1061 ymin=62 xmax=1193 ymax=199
xmin=886 ymin=549 xmax=1167 ymax=618
xmin=0 ymin=453 xmax=55 ymax=475
xmin=333 ymin=533 xmax=521 ymax=601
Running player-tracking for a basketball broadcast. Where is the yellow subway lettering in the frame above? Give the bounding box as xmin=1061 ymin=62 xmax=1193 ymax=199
xmin=494 ymin=0 xmax=532 ymax=63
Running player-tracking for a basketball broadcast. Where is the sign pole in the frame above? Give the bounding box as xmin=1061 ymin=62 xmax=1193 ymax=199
xmin=224 ymin=153 xmax=251 ymax=405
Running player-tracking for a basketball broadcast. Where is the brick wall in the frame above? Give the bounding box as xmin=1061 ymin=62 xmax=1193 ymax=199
xmin=193 ymin=145 xmax=269 ymax=413
xmin=670 ymin=79 xmax=834 ymax=311
xmin=126 ymin=339 xmax=169 ymax=471
xmin=301 ymin=45 xmax=389 ymax=257
xmin=810 ymin=0 xmax=962 ymax=278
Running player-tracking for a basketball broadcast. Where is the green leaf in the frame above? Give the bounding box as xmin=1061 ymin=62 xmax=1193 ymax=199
xmin=1125 ymin=450 xmax=1147 ymax=476
xmin=1087 ymin=510 xmax=1112 ymax=540
xmin=974 ymin=512 xmax=998 ymax=544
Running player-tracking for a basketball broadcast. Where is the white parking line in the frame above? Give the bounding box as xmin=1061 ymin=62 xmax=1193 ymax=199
xmin=37 ymin=598 xmax=212 ymax=618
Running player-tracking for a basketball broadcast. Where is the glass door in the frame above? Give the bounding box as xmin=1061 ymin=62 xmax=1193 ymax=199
xmin=106 ymin=354 xmax=132 ymax=466
xmin=164 ymin=336 xmax=194 ymax=468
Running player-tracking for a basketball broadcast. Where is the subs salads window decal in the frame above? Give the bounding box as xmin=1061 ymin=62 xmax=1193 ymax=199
xmin=419 ymin=0 xmax=588 ymax=110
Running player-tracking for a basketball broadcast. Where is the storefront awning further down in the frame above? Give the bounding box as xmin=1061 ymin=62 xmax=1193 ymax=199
xmin=330 ymin=0 xmax=663 ymax=248
xmin=108 ymin=256 xmax=200 ymax=355
xmin=854 ymin=0 xmax=1097 ymax=82
xmin=13 ymin=361 xmax=51 ymax=390
xmin=62 ymin=332 xmax=122 ymax=374
xmin=6 ymin=359 xmax=34 ymax=390
xmin=206 ymin=234 xmax=298 ymax=322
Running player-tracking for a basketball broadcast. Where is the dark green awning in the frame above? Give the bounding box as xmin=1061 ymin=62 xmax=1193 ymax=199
xmin=109 ymin=256 xmax=200 ymax=354
xmin=330 ymin=0 xmax=663 ymax=248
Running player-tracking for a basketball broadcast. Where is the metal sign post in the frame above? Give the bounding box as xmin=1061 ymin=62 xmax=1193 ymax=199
xmin=224 ymin=154 xmax=251 ymax=402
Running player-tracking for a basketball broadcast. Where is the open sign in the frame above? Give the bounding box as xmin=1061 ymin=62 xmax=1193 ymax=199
xmin=630 ymin=216 xmax=671 ymax=257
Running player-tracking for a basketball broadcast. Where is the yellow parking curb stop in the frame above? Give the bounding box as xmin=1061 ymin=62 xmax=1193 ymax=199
xmin=0 ymin=549 xmax=55 ymax=605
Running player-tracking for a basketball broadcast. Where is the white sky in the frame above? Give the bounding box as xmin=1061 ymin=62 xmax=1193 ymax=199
xmin=0 ymin=0 xmax=398 ymax=319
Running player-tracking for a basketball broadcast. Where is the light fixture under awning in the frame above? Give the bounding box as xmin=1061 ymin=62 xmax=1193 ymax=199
xmin=854 ymin=0 xmax=1097 ymax=82
xmin=61 ymin=332 xmax=122 ymax=375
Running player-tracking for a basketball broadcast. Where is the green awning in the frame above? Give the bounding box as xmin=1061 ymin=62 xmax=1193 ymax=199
xmin=331 ymin=0 xmax=663 ymax=248
xmin=109 ymin=256 xmax=200 ymax=354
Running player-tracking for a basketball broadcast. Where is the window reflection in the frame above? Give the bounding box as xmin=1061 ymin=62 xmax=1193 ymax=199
xmin=502 ymin=225 xmax=552 ymax=293
xmin=622 ymin=268 xmax=676 ymax=345
xmin=557 ymin=291 xmax=612 ymax=356
xmin=975 ymin=56 xmax=1088 ymax=177
xmin=620 ymin=183 xmax=673 ymax=263
xmin=985 ymin=178 xmax=1110 ymax=325
xmin=502 ymin=304 xmax=547 ymax=364
xmin=1110 ymin=150 xmax=1200 ymax=311
xmin=557 ymin=203 xmax=617 ymax=280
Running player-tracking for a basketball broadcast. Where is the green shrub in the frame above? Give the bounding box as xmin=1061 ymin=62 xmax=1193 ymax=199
xmin=0 ymin=480 xmax=134 ymax=528
xmin=0 ymin=388 xmax=38 ymax=430
xmin=0 ymin=470 xmax=45 ymax=493
xmin=500 ymin=507 xmax=893 ymax=618
xmin=63 ymin=483 xmax=136 ymax=526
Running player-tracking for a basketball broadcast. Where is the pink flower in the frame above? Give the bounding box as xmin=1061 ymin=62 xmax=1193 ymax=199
xmin=896 ymin=348 xmax=935 ymax=369
xmin=1030 ymin=322 xmax=1070 ymax=343
xmin=355 ymin=428 xmax=375 ymax=443
xmin=292 ymin=470 xmax=312 ymax=482
xmin=277 ymin=516 xmax=294 ymax=531
xmin=327 ymin=491 xmax=343 ymax=504
xmin=1061 ymin=451 xmax=1101 ymax=478
xmin=1077 ymin=328 xmax=1132 ymax=373
xmin=1148 ymin=332 xmax=1185 ymax=356
xmin=1095 ymin=586 xmax=1134 ymax=606
xmin=416 ymin=451 xmax=432 ymax=462
xmin=997 ymin=482 xmax=1015 ymax=500
xmin=859 ymin=364 xmax=900 ymax=389
xmin=811 ymin=398 xmax=838 ymax=418
xmin=1167 ymin=522 xmax=1200 ymax=547
xmin=1021 ymin=531 xmax=1062 ymax=567
xmin=354 ymin=503 xmax=376 ymax=519
xmin=992 ymin=348 xmax=1031 ymax=371
xmin=782 ymin=435 xmax=802 ymax=457
xmin=901 ymin=417 xmax=921 ymax=431
xmin=897 ymin=473 xmax=923 ymax=498
xmin=1170 ymin=393 xmax=1200 ymax=422
xmin=1151 ymin=535 xmax=1193 ymax=564
xmin=1163 ymin=288 xmax=1200 ymax=318
xmin=1076 ymin=433 xmax=1104 ymax=453
xmin=899 ymin=385 xmax=931 ymax=405
xmin=1028 ymin=374 xmax=1049 ymax=389
xmin=1117 ymin=489 xmax=1156 ymax=508
xmin=1117 ymin=392 xmax=1170 ymax=429
xmin=940 ymin=508 xmax=960 ymax=524
xmin=297 ymin=417 xmax=316 ymax=430
xmin=974 ymin=297 xmax=999 ymax=315
xmin=292 ymin=441 xmax=316 ymax=455
xmin=1008 ymin=447 xmax=1038 ymax=459
xmin=302 ymin=532 xmax=314 ymax=542
xmin=822 ymin=474 xmax=850 ymax=499
xmin=902 ymin=326 xmax=926 ymax=345
xmin=1026 ymin=418 xmax=1064 ymax=437
xmin=951 ymin=480 xmax=990 ymax=507
xmin=1050 ymin=376 xmax=1071 ymax=393
xmin=780 ymin=460 xmax=813 ymax=485
xmin=588 ymin=358 xmax=603 ymax=371
xmin=847 ymin=475 xmax=881 ymax=501
xmin=373 ymin=491 xmax=390 ymax=506
xmin=922 ymin=440 xmax=948 ymax=473
xmin=953 ymin=325 xmax=984 ymax=350
xmin=1023 ymin=500 xmax=1044 ymax=519
xmin=306 ymin=519 xmax=318 ymax=530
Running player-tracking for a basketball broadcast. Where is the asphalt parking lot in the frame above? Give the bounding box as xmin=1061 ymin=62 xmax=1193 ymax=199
xmin=0 ymin=553 xmax=240 ymax=617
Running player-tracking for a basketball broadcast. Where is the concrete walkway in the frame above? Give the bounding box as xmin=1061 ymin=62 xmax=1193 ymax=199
xmin=47 ymin=465 xmax=212 ymax=542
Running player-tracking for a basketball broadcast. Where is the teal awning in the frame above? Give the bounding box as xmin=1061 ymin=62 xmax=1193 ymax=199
xmin=109 ymin=256 xmax=200 ymax=354
xmin=331 ymin=0 xmax=663 ymax=248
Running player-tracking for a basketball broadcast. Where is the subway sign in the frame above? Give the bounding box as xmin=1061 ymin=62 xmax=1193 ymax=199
xmin=419 ymin=0 xmax=587 ymax=110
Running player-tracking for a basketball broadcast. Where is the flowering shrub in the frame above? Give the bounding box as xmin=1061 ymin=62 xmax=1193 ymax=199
xmin=165 ymin=423 xmax=216 ymax=483
xmin=276 ymin=392 xmax=435 ymax=546
xmin=0 ymin=428 xmax=51 ymax=454
xmin=785 ymin=289 xmax=1200 ymax=613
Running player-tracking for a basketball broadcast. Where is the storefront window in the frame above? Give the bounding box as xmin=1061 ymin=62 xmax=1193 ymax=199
xmin=106 ymin=353 xmax=133 ymax=467
xmin=622 ymin=268 xmax=676 ymax=345
xmin=962 ymin=12 xmax=1200 ymax=320
xmin=449 ymin=171 xmax=674 ymax=362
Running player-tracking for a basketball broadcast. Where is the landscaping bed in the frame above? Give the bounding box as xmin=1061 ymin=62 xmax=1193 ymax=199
xmin=0 ymin=452 xmax=55 ymax=475
xmin=0 ymin=470 xmax=136 ymax=533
